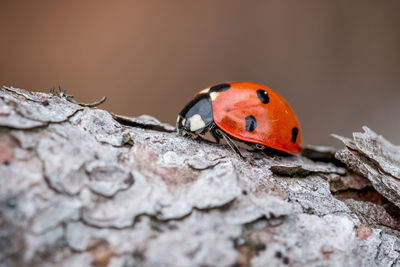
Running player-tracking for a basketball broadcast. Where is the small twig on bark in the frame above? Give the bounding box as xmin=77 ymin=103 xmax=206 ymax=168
xmin=49 ymin=86 xmax=107 ymax=107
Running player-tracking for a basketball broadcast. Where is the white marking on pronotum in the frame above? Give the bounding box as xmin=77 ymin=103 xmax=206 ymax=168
xmin=198 ymin=87 xmax=210 ymax=94
xmin=210 ymin=92 xmax=219 ymax=101
xmin=188 ymin=114 xmax=206 ymax=131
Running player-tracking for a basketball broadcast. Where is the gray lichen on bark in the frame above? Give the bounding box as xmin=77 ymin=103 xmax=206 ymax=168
xmin=1 ymin=86 xmax=400 ymax=266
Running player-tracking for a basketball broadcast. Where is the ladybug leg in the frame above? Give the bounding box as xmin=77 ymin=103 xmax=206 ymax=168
xmin=211 ymin=127 xmax=221 ymax=144
xmin=218 ymin=130 xmax=246 ymax=160
xmin=187 ymin=131 xmax=199 ymax=139
xmin=198 ymin=124 xmax=221 ymax=144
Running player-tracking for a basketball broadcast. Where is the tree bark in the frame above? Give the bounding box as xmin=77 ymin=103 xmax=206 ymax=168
xmin=1 ymin=86 xmax=400 ymax=266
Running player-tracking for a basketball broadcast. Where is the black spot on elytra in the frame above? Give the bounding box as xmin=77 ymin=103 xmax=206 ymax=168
xmin=209 ymin=83 xmax=231 ymax=93
xmin=256 ymin=89 xmax=269 ymax=104
xmin=291 ymin=127 xmax=298 ymax=143
xmin=42 ymin=100 xmax=50 ymax=106
xmin=275 ymin=251 xmax=282 ymax=258
xmin=245 ymin=115 xmax=257 ymax=132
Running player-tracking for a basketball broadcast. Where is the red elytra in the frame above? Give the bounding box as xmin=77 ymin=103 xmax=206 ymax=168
xmin=208 ymin=82 xmax=301 ymax=154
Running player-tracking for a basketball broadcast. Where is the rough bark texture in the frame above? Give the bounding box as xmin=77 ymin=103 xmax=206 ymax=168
xmin=1 ymin=86 xmax=400 ymax=267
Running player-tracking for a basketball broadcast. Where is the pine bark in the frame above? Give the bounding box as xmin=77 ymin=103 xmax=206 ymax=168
xmin=1 ymin=86 xmax=400 ymax=267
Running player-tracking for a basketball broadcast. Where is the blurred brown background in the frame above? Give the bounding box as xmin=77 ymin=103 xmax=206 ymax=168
xmin=1 ymin=1 xmax=399 ymax=147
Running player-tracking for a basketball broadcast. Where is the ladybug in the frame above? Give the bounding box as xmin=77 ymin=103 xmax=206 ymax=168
xmin=176 ymin=82 xmax=301 ymax=158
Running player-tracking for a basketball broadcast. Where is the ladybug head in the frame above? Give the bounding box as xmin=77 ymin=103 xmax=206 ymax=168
xmin=176 ymin=93 xmax=214 ymax=136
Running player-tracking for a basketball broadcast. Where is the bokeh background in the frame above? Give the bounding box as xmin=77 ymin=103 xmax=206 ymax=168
xmin=1 ymin=1 xmax=399 ymax=147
